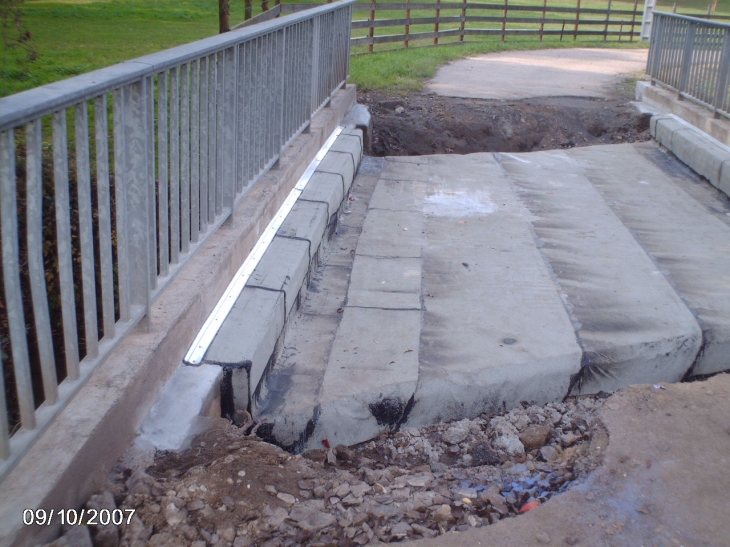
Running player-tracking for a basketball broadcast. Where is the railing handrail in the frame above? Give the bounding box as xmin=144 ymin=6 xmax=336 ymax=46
xmin=651 ymin=10 xmax=730 ymax=28
xmin=0 ymin=0 xmax=356 ymax=132
xmin=647 ymin=10 xmax=730 ymax=120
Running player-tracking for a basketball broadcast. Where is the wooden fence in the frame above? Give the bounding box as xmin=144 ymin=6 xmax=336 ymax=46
xmin=239 ymin=0 xmax=646 ymax=50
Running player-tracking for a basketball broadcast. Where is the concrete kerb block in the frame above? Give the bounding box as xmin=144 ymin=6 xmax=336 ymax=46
xmin=317 ymin=151 xmax=356 ymax=196
xmin=653 ymin=115 xmax=686 ymax=148
xmin=342 ymin=104 xmax=372 ymax=154
xmin=248 ymin=236 xmax=311 ymax=318
xmin=670 ymin=128 xmax=701 ymax=168
xmin=204 ymin=288 xmax=286 ymax=411
xmin=650 ymin=114 xmax=672 ymax=138
xmin=277 ymin=201 xmax=329 ymax=261
xmin=331 ymin=129 xmax=364 ymax=169
xmin=691 ymin=140 xmax=728 ymax=189
xmin=719 ymin=160 xmax=730 ymax=197
xmin=300 ymin=172 xmax=346 ymax=220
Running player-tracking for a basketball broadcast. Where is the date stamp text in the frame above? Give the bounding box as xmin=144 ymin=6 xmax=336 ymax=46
xmin=23 ymin=508 xmax=135 ymax=526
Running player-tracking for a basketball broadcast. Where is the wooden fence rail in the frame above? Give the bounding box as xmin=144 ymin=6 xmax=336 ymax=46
xmin=237 ymin=1 xmax=730 ymax=52
xmin=282 ymin=0 xmax=644 ymax=50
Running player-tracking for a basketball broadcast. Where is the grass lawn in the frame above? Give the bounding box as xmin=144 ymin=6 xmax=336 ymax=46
xmin=1 ymin=0 xmax=727 ymax=97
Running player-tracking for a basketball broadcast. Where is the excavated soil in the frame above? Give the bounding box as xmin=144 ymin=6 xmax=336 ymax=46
xmin=46 ymin=396 xmax=609 ymax=547
xmin=360 ymin=90 xmax=651 ymax=157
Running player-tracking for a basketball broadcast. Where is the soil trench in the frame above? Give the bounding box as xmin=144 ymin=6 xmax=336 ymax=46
xmin=360 ymin=90 xmax=651 ymax=157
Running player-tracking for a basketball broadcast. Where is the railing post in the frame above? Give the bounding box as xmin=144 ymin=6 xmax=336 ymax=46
xmin=435 ymin=0 xmax=442 ymax=45
xmin=114 ymin=80 xmax=152 ymax=325
xmin=641 ymin=0 xmax=656 ymax=42
xmin=502 ymin=0 xmax=508 ymax=42
xmin=678 ymin=22 xmax=696 ymax=99
xmin=713 ymin=28 xmax=730 ymax=116
xmin=460 ymin=0 xmax=466 ymax=42
xmin=574 ymin=0 xmax=580 ymax=41
xmin=604 ymin=0 xmax=612 ymax=42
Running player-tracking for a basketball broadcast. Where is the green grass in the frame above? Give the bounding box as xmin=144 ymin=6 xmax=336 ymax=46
xmin=1 ymin=0 xmax=265 ymax=96
xmin=2 ymin=0 xmax=726 ymax=98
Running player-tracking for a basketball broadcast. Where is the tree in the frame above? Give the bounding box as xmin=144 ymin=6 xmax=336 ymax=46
xmin=1 ymin=0 xmax=37 ymax=62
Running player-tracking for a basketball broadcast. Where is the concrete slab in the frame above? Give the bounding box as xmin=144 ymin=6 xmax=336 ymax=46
xmin=312 ymin=307 xmax=422 ymax=447
xmin=357 ymin=209 xmax=424 ymax=258
xmin=426 ymin=48 xmax=648 ymax=100
xmin=406 ymin=154 xmax=582 ymax=427
xmin=498 ymin=149 xmax=703 ymax=393
xmin=253 ymin=161 xmax=384 ymax=450
xmin=572 ymin=142 xmax=730 ymax=376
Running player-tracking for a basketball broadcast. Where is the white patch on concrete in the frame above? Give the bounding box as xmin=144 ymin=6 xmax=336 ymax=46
xmin=502 ymin=153 xmax=531 ymax=164
xmin=423 ymin=189 xmax=497 ymax=217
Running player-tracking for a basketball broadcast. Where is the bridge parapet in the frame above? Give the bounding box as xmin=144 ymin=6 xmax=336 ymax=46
xmin=0 ymin=1 xmax=355 ymax=543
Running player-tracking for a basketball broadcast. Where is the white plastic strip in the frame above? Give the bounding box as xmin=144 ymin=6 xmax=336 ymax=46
xmin=184 ymin=125 xmax=343 ymax=365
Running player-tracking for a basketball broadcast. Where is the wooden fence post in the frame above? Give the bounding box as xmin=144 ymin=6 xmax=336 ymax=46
xmin=405 ymin=0 xmax=411 ymax=48
xmin=369 ymin=0 xmax=376 ymax=52
xmin=630 ymin=0 xmax=638 ymax=41
xmin=574 ymin=0 xmax=580 ymax=41
xmin=244 ymin=0 xmax=252 ymax=21
xmin=540 ymin=0 xmax=547 ymax=42
xmin=502 ymin=0 xmax=508 ymax=42
xmin=460 ymin=0 xmax=467 ymax=42
xmin=262 ymin=0 xmax=269 ymax=12
xmin=604 ymin=0 xmax=612 ymax=42
xmin=435 ymin=0 xmax=441 ymax=46
xmin=219 ymin=0 xmax=230 ymax=32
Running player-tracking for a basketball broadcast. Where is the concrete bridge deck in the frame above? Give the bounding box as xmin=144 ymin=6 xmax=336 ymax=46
xmin=202 ymin=140 xmax=730 ymax=451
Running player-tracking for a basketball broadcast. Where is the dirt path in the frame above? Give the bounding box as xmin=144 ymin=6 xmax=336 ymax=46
xmin=361 ymin=90 xmax=651 ymax=157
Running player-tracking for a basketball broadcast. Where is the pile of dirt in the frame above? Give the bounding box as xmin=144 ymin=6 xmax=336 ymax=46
xmin=360 ymin=91 xmax=651 ymax=157
xmin=44 ymin=395 xmax=608 ymax=547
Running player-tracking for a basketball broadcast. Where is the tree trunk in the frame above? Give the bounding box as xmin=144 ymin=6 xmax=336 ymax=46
xmin=219 ymin=0 xmax=230 ymax=33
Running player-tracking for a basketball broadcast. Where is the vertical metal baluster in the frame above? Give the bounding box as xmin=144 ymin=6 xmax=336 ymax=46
xmin=714 ymin=28 xmax=730 ymax=116
xmin=170 ymin=67 xmax=180 ymax=264
xmin=191 ymin=59 xmax=200 ymax=242
xmin=113 ymin=88 xmax=131 ymax=322
xmin=181 ymin=63 xmax=191 ymax=253
xmin=53 ymin=111 xmax=81 ymax=378
xmin=216 ymin=50 xmax=225 ymax=216
xmin=208 ymin=54 xmax=217 ymax=222
xmin=277 ymin=29 xmax=286 ymax=157
xmin=1 ymin=129 xmax=36 ymax=428
xmin=95 ymin=95 xmax=115 ymax=339
xmin=158 ymin=72 xmax=170 ymax=276
xmin=244 ymin=41 xmax=253 ymax=186
xmin=146 ymin=75 xmax=156 ymax=295
xmin=223 ymin=46 xmax=237 ymax=213
xmin=678 ymin=22 xmax=696 ymax=98
xmin=311 ymin=16 xmax=321 ymax=114
xmin=200 ymin=56 xmax=209 ymax=230
xmin=26 ymin=119 xmax=58 ymax=404
xmin=75 ymin=102 xmax=99 ymax=359
xmin=236 ymin=43 xmax=246 ymax=195
xmin=0 ymin=350 xmax=9 ymax=458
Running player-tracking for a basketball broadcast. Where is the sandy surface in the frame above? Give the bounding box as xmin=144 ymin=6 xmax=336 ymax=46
xmin=425 ymin=48 xmax=648 ymax=100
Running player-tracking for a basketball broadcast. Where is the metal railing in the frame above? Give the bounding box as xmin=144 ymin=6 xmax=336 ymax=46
xmin=647 ymin=11 xmax=730 ymax=118
xmin=0 ymin=0 xmax=354 ymax=481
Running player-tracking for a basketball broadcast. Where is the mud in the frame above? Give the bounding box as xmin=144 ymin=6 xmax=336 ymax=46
xmin=360 ymin=90 xmax=651 ymax=157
